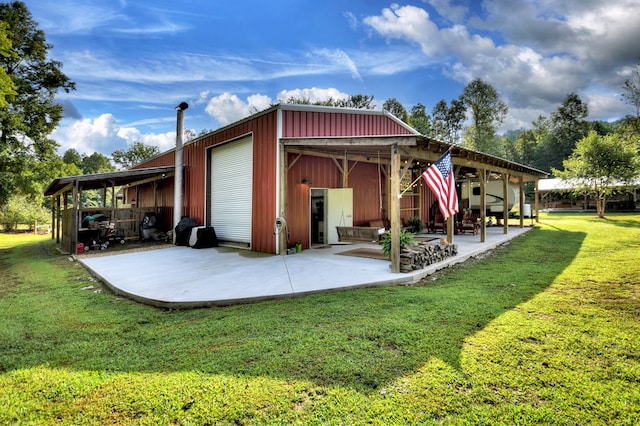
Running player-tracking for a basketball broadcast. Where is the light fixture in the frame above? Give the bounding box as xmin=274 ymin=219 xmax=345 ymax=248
xmin=301 ymin=178 xmax=311 ymax=185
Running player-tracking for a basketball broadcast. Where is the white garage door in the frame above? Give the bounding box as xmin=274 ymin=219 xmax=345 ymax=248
xmin=210 ymin=136 xmax=253 ymax=245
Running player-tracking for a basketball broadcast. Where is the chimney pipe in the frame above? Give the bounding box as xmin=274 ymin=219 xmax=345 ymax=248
xmin=173 ymin=102 xmax=188 ymax=243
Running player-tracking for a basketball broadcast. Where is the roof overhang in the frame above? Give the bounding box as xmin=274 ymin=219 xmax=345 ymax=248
xmin=44 ymin=166 xmax=176 ymax=197
xmin=538 ymin=177 xmax=640 ymax=192
xmin=281 ymin=135 xmax=548 ymax=181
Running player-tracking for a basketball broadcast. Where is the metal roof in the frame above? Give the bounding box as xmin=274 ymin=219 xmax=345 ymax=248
xmin=44 ymin=166 xmax=175 ymax=197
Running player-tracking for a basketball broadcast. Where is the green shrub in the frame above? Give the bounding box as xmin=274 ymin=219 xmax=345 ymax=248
xmin=0 ymin=195 xmax=50 ymax=231
xmin=405 ymin=216 xmax=424 ymax=233
xmin=381 ymin=229 xmax=416 ymax=259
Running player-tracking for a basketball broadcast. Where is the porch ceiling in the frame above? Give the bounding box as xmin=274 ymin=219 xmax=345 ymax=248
xmin=282 ymin=135 xmax=548 ymax=181
xmin=44 ymin=166 xmax=176 ymax=197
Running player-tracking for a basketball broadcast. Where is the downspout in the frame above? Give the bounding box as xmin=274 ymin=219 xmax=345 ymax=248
xmin=173 ymin=102 xmax=189 ymax=243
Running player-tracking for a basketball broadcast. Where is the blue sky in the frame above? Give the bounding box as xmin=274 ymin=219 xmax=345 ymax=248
xmin=25 ymin=0 xmax=640 ymax=158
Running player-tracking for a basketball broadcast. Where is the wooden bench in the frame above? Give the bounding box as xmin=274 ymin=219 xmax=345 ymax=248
xmin=336 ymin=221 xmax=386 ymax=243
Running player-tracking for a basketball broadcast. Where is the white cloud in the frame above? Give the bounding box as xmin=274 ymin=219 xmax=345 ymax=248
xmin=364 ymin=1 xmax=640 ymax=128
xmin=51 ymin=114 xmax=175 ymax=157
xmin=343 ymin=11 xmax=358 ymax=31
xmin=277 ymin=87 xmax=350 ymax=104
xmin=312 ymin=48 xmax=362 ymax=80
xmin=205 ymin=92 xmax=273 ymax=126
xmin=425 ymin=0 xmax=468 ymax=23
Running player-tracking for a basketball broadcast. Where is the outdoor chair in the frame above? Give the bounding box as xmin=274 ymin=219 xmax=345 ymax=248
xmin=457 ymin=213 xmax=479 ymax=235
xmin=430 ymin=213 xmax=446 ymax=233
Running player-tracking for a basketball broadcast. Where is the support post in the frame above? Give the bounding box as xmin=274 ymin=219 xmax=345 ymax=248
xmin=342 ymin=155 xmax=348 ymax=188
xmin=72 ymin=181 xmax=79 ymax=254
xmin=390 ymin=144 xmax=401 ymax=273
xmin=278 ymin=143 xmax=288 ymax=255
xmin=479 ymin=169 xmax=487 ymax=243
xmin=519 ymin=177 xmax=525 ymax=228
xmin=503 ymin=174 xmax=509 ymax=234
xmin=534 ymin=179 xmax=540 ymax=223
xmin=50 ymin=196 xmax=55 ymax=240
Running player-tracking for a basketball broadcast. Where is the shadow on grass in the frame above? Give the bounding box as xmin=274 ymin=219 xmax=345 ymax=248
xmin=0 ymin=228 xmax=585 ymax=392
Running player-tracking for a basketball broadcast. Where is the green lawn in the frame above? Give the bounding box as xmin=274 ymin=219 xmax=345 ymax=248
xmin=0 ymin=213 xmax=638 ymax=425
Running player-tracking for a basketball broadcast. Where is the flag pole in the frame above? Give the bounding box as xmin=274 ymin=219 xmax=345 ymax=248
xmin=399 ymin=174 xmax=424 ymax=196
xmin=399 ymin=147 xmax=455 ymax=197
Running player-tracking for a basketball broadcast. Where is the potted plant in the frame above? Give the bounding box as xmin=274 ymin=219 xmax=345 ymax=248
xmin=381 ymin=229 xmax=416 ymax=259
xmin=405 ymin=216 xmax=424 ymax=234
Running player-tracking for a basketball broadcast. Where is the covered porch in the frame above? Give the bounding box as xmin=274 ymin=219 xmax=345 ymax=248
xmin=44 ymin=166 xmax=175 ymax=254
xmin=281 ymin=135 xmax=547 ymax=272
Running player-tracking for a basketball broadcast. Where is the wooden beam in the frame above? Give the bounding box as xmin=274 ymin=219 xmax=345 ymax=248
xmin=519 ymin=177 xmax=525 ymax=228
xmin=479 ymin=169 xmax=487 ymax=243
xmin=49 ymin=182 xmax=74 ymax=198
xmin=503 ymin=174 xmax=509 ymax=235
xmin=390 ymin=144 xmax=401 ymax=273
xmin=126 ymin=171 xmax=175 ymax=188
xmin=399 ymin=157 xmax=414 ymax=182
xmin=287 ymin=153 xmax=302 ymax=170
xmin=279 ymin=145 xmax=288 ymax=255
xmin=534 ymin=179 xmax=540 ymax=223
xmin=342 ymin=155 xmax=348 ymax=188
xmin=332 ymin=157 xmax=344 ymax=174
xmin=287 ymin=146 xmax=390 ymax=165
xmin=72 ymin=181 xmax=79 ymax=254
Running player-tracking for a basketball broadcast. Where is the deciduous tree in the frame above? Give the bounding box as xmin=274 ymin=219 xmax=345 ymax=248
xmin=112 ymin=142 xmax=160 ymax=169
xmin=382 ymin=97 xmax=408 ymax=122
xmin=459 ymin=78 xmax=507 ymax=155
xmin=555 ymin=131 xmax=639 ymax=218
xmin=622 ymin=62 xmax=640 ymax=118
xmin=0 ymin=1 xmax=75 ymax=208
xmin=430 ymin=99 xmax=466 ymax=143
xmin=408 ymin=103 xmax=431 ymax=135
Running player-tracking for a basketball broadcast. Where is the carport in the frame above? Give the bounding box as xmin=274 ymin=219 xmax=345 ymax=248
xmin=44 ymin=166 xmax=175 ymax=254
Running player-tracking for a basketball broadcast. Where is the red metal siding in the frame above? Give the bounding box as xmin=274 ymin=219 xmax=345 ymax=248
xmin=286 ymin=155 xmax=341 ymax=249
xmin=286 ymin=156 xmax=396 ymax=248
xmin=281 ymin=110 xmax=415 ymax=137
xmin=133 ymin=107 xmax=417 ymax=253
xmin=347 ymin=162 xmax=387 ymax=226
xmin=134 ymin=110 xmax=279 ymax=253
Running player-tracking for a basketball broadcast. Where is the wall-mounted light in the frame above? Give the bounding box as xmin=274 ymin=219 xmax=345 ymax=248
xmin=301 ymin=178 xmax=311 ymax=185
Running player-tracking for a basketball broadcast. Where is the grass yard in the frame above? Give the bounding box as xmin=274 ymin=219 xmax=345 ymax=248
xmin=0 ymin=213 xmax=638 ymax=425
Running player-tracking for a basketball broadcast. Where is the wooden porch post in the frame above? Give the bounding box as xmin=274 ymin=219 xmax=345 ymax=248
xmin=56 ymin=195 xmax=61 ymax=243
xmin=50 ymin=195 xmax=55 ymax=240
xmin=72 ymin=181 xmax=79 ymax=254
xmin=342 ymin=155 xmax=348 ymax=188
xmin=390 ymin=143 xmax=401 ymax=273
xmin=519 ymin=177 xmax=525 ymax=228
xmin=534 ymin=179 xmax=540 ymax=223
xmin=503 ymin=174 xmax=509 ymax=234
xmin=479 ymin=169 xmax=487 ymax=243
xmin=279 ymin=144 xmax=288 ymax=255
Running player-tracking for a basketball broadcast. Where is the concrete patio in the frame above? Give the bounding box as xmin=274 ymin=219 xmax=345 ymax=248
xmin=80 ymin=226 xmax=533 ymax=308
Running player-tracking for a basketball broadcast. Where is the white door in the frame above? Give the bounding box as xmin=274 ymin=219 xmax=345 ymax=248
xmin=210 ymin=136 xmax=253 ymax=245
xmin=326 ymin=188 xmax=353 ymax=244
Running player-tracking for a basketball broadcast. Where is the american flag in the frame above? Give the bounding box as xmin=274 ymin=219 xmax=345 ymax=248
xmin=421 ymin=151 xmax=458 ymax=220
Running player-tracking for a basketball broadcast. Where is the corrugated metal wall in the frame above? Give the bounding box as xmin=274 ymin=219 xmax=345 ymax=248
xmin=283 ymin=109 xmax=416 ymax=248
xmin=134 ymin=106 xmax=426 ymax=253
xmin=134 ymin=110 xmax=279 ymax=253
xmin=281 ymin=109 xmax=414 ymax=137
